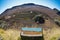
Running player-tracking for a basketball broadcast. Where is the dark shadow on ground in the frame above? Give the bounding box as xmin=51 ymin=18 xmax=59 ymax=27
xmin=21 ymin=35 xmax=44 ymax=40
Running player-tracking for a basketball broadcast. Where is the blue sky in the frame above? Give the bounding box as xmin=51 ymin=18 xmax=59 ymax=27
xmin=0 ymin=0 xmax=60 ymax=14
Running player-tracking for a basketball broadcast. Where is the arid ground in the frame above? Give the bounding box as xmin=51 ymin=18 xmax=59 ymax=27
xmin=0 ymin=26 xmax=60 ymax=40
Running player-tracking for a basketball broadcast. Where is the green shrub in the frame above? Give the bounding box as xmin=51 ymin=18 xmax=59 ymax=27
xmin=18 ymin=37 xmax=21 ymax=40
